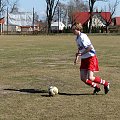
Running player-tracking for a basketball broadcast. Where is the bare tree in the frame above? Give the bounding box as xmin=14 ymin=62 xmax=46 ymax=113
xmin=0 ymin=0 xmax=19 ymax=17
xmin=0 ymin=0 xmax=9 ymax=17
xmin=105 ymin=0 xmax=120 ymax=32
xmin=88 ymin=0 xmax=96 ymax=33
xmin=53 ymin=2 xmax=67 ymax=22
xmin=9 ymin=0 xmax=19 ymax=13
xmin=46 ymin=0 xmax=60 ymax=33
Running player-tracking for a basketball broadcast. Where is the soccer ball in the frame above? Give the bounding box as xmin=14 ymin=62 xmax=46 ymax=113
xmin=48 ymin=86 xmax=58 ymax=96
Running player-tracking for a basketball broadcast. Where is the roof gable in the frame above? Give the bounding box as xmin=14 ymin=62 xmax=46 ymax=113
xmin=92 ymin=13 xmax=106 ymax=26
xmin=72 ymin=12 xmax=111 ymax=25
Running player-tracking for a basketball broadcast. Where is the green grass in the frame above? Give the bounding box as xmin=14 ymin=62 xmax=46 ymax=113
xmin=0 ymin=35 xmax=120 ymax=120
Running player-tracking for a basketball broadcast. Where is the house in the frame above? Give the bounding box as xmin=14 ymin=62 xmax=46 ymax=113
xmin=72 ymin=12 xmax=112 ymax=33
xmin=2 ymin=8 xmax=40 ymax=34
xmin=51 ymin=21 xmax=65 ymax=32
xmin=4 ymin=12 xmax=36 ymax=33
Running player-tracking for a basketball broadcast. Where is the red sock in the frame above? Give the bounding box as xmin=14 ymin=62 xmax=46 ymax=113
xmin=94 ymin=76 xmax=108 ymax=86
xmin=86 ymin=79 xmax=99 ymax=88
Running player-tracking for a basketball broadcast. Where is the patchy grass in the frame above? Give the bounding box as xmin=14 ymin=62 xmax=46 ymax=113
xmin=0 ymin=35 xmax=120 ymax=120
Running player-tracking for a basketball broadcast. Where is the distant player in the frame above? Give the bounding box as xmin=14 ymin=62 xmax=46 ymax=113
xmin=72 ymin=23 xmax=109 ymax=94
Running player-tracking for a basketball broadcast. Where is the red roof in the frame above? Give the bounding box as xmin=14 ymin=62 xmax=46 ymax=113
xmin=72 ymin=12 xmax=90 ymax=25
xmin=100 ymin=12 xmax=111 ymax=23
xmin=0 ymin=18 xmax=5 ymax=24
xmin=72 ymin=12 xmax=111 ymax=25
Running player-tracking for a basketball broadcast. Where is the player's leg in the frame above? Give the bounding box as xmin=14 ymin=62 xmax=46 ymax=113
xmin=87 ymin=70 xmax=101 ymax=94
xmin=93 ymin=76 xmax=109 ymax=94
xmin=80 ymin=69 xmax=100 ymax=94
xmin=88 ymin=70 xmax=109 ymax=94
xmin=93 ymin=56 xmax=110 ymax=94
xmin=80 ymin=69 xmax=87 ymax=83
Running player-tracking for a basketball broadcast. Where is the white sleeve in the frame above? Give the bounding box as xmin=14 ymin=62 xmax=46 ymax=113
xmin=81 ymin=34 xmax=92 ymax=49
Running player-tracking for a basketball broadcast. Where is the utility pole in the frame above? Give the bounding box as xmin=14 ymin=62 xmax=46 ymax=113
xmin=33 ymin=7 xmax=34 ymax=34
xmin=7 ymin=7 xmax=8 ymax=35
xmin=58 ymin=6 xmax=59 ymax=33
xmin=65 ymin=9 xmax=68 ymax=29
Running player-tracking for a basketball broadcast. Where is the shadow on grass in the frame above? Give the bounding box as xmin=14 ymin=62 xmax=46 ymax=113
xmin=58 ymin=92 xmax=103 ymax=96
xmin=4 ymin=89 xmax=103 ymax=97
xmin=41 ymin=92 xmax=104 ymax=97
xmin=4 ymin=88 xmax=48 ymax=94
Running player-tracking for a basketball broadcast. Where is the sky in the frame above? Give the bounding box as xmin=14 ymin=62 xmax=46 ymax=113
xmin=18 ymin=0 xmax=46 ymax=20
xmin=16 ymin=0 xmax=120 ymax=20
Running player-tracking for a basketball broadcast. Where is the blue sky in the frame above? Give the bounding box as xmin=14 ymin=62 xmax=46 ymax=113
xmin=18 ymin=0 xmax=46 ymax=20
xmin=17 ymin=0 xmax=120 ymax=20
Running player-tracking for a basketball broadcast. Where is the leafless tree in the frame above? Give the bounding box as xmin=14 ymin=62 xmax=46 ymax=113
xmin=9 ymin=0 xmax=19 ymax=13
xmin=0 ymin=0 xmax=9 ymax=16
xmin=0 ymin=0 xmax=19 ymax=16
xmin=68 ymin=0 xmax=88 ymax=12
xmin=105 ymin=0 xmax=120 ymax=32
xmin=88 ymin=0 xmax=96 ymax=33
xmin=53 ymin=2 xmax=67 ymax=22
xmin=45 ymin=0 xmax=60 ymax=33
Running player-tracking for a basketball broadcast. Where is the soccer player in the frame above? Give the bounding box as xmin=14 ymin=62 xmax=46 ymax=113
xmin=72 ymin=23 xmax=109 ymax=94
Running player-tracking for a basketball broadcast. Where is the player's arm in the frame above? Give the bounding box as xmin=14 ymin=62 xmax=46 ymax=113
xmin=74 ymin=45 xmax=92 ymax=64
xmin=81 ymin=45 xmax=92 ymax=56
xmin=74 ymin=48 xmax=81 ymax=65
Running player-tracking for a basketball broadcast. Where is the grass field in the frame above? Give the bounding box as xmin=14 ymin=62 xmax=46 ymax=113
xmin=0 ymin=35 xmax=120 ymax=120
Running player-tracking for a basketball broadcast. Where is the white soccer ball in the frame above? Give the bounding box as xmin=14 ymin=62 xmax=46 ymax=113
xmin=48 ymin=86 xmax=58 ymax=96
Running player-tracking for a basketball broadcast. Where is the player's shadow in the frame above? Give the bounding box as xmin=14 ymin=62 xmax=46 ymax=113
xmin=4 ymin=89 xmax=103 ymax=97
xmin=4 ymin=88 xmax=48 ymax=94
xmin=58 ymin=92 xmax=103 ymax=96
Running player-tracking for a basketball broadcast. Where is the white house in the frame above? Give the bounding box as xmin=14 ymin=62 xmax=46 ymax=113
xmin=51 ymin=21 xmax=65 ymax=31
xmin=3 ymin=8 xmax=39 ymax=33
xmin=91 ymin=13 xmax=106 ymax=27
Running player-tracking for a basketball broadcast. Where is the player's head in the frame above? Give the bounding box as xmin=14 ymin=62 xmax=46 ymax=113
xmin=72 ymin=23 xmax=83 ymax=31
xmin=72 ymin=23 xmax=83 ymax=35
